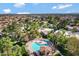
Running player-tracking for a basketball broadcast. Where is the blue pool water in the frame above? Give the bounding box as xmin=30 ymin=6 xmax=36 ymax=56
xmin=32 ymin=39 xmax=49 ymax=52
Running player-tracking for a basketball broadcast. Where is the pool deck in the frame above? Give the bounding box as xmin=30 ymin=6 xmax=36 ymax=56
xmin=25 ymin=39 xmax=43 ymax=53
xmin=26 ymin=40 xmax=34 ymax=54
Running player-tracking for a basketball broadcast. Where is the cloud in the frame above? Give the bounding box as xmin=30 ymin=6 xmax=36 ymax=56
xmin=58 ymin=4 xmax=72 ymax=9
xmin=3 ymin=8 xmax=11 ymax=13
xmin=17 ymin=12 xmax=31 ymax=14
xmin=52 ymin=4 xmax=72 ymax=9
xmin=14 ymin=3 xmax=26 ymax=8
xmin=52 ymin=6 xmax=57 ymax=9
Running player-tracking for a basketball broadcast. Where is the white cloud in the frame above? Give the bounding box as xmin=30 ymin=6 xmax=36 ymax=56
xmin=17 ymin=12 xmax=31 ymax=14
xmin=52 ymin=6 xmax=57 ymax=9
xmin=58 ymin=4 xmax=72 ymax=9
xmin=52 ymin=4 xmax=72 ymax=9
xmin=3 ymin=8 xmax=11 ymax=14
xmin=14 ymin=3 xmax=26 ymax=8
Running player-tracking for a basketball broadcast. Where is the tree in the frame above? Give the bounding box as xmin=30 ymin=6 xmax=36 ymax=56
xmin=57 ymin=19 xmax=70 ymax=30
xmin=0 ymin=36 xmax=13 ymax=56
xmin=47 ymin=30 xmax=69 ymax=55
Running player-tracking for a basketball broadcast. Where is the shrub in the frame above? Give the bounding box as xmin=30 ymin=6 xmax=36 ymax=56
xmin=65 ymin=37 xmax=79 ymax=56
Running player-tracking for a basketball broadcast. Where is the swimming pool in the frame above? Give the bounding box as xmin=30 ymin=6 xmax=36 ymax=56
xmin=32 ymin=39 xmax=49 ymax=52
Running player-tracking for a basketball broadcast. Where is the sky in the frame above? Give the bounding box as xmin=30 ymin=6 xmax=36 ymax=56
xmin=0 ymin=3 xmax=79 ymax=14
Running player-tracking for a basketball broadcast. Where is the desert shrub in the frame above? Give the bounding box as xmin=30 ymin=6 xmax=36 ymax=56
xmin=65 ymin=37 xmax=79 ymax=56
